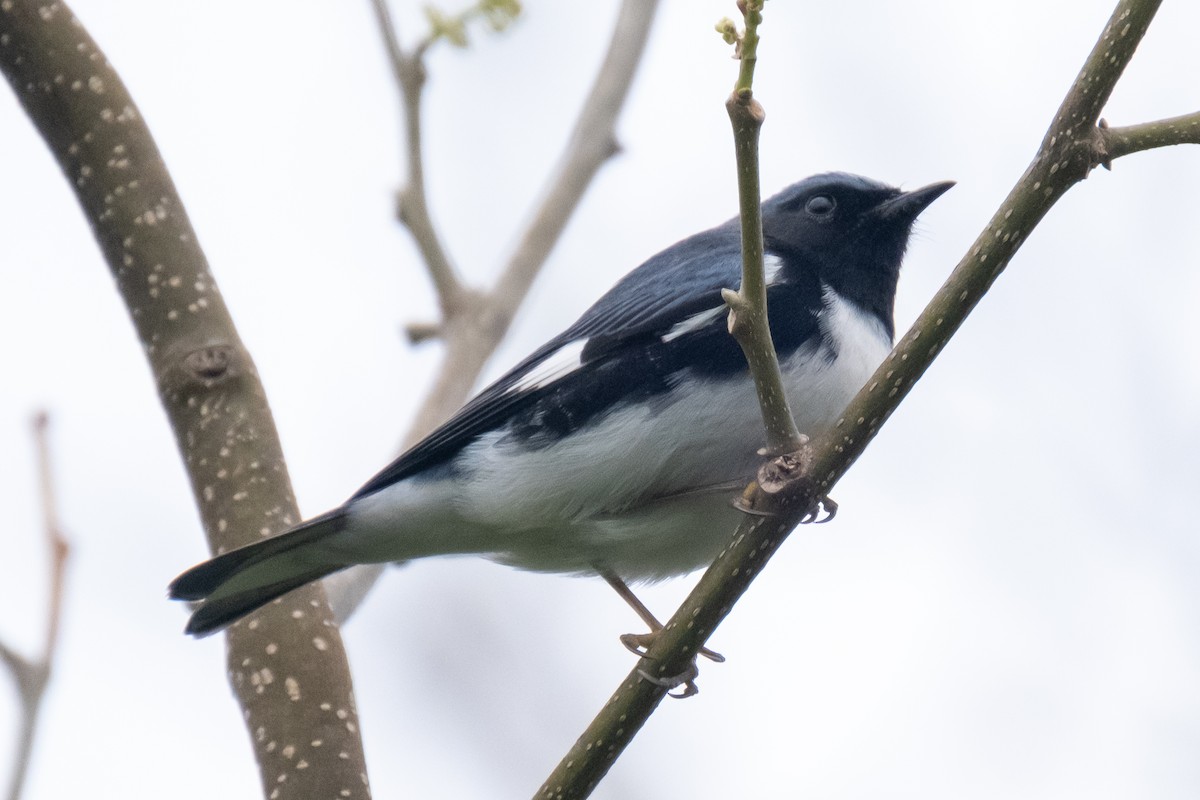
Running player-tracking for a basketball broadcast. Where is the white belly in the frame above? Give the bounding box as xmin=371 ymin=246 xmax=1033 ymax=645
xmin=346 ymin=291 xmax=891 ymax=581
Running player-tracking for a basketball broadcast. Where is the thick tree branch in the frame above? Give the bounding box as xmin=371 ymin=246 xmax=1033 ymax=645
xmin=1 ymin=413 xmax=69 ymax=800
xmin=0 ymin=6 xmax=370 ymax=799
xmin=538 ymin=0 xmax=1182 ymax=796
xmin=325 ymin=0 xmax=661 ymax=618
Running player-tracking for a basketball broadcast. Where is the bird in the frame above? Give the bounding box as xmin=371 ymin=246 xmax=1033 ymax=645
xmin=170 ymin=172 xmax=953 ymax=639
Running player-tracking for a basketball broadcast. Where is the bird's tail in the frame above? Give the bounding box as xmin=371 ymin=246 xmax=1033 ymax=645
xmin=168 ymin=509 xmax=350 ymax=637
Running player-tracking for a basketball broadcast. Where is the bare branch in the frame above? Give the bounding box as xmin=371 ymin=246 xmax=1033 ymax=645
xmin=487 ymin=0 xmax=658 ymax=319
xmin=369 ymin=0 xmax=464 ymax=314
xmin=31 ymin=413 xmax=68 ymax=686
xmin=326 ymin=0 xmax=662 ymax=617
xmin=0 ymin=5 xmax=370 ymax=798
xmin=391 ymin=0 xmax=662 ymax=437
xmin=409 ymin=0 xmax=661 ymax=447
xmin=1095 ymin=110 xmax=1200 ymax=167
xmin=538 ymin=0 xmax=1177 ymax=796
xmin=0 ymin=641 xmax=47 ymax=800
xmin=2 ymin=413 xmax=70 ymax=800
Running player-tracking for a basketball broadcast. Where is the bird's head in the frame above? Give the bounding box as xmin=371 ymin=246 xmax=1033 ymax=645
xmin=762 ymin=172 xmax=954 ymax=326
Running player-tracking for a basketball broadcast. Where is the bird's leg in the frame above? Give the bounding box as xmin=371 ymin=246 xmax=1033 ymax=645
xmin=597 ymin=568 xmax=725 ymax=663
xmin=597 ymin=568 xmax=710 ymax=698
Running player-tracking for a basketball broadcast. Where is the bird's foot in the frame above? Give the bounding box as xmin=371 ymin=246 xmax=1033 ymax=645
xmin=637 ymin=659 xmax=700 ymax=699
xmin=619 ymin=630 xmax=725 ymax=664
xmin=619 ymin=630 xmax=721 ymax=700
xmin=598 ymin=566 xmax=722 ymax=698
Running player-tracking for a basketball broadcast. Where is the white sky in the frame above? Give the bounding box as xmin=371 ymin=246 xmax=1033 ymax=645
xmin=2 ymin=1 xmax=1199 ymax=798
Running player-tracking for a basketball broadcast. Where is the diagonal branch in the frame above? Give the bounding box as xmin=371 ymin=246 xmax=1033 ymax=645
xmin=0 ymin=5 xmax=370 ymax=799
xmin=537 ymin=0 xmax=1187 ymax=796
xmin=485 ymin=0 xmax=660 ymax=325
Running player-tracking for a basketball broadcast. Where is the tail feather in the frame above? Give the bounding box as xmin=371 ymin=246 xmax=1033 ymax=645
xmin=169 ymin=509 xmax=349 ymax=636
xmin=182 ymin=566 xmax=341 ymax=637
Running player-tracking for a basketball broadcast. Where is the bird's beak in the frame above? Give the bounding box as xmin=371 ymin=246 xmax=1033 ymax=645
xmin=874 ymin=180 xmax=956 ymax=222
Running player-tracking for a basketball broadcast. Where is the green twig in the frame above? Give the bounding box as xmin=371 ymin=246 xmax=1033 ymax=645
xmin=734 ymin=0 xmax=763 ymax=92
xmin=719 ymin=0 xmax=806 ymax=455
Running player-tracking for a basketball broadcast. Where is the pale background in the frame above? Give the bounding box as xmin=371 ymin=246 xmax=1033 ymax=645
xmin=2 ymin=1 xmax=1198 ymax=798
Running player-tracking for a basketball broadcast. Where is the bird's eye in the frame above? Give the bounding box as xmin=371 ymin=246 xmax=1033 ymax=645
xmin=805 ymin=194 xmax=836 ymax=217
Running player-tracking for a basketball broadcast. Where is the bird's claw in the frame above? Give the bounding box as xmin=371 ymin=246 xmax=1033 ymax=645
xmin=601 ymin=567 xmax=720 ymax=698
xmin=620 ymin=631 xmax=725 ymax=663
xmin=732 ymin=487 xmax=775 ymax=516
xmin=620 ymin=631 xmax=652 ymax=658
xmin=637 ymin=661 xmax=700 ymax=699
xmin=800 ymin=495 xmax=838 ymax=524
xmin=621 ymin=630 xmax=720 ymax=699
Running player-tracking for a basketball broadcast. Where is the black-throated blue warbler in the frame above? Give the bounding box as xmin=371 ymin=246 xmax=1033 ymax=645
xmin=170 ymin=172 xmax=952 ymax=637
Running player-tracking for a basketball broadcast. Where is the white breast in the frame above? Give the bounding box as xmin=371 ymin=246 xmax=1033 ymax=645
xmin=455 ymin=289 xmax=890 ymax=568
xmin=345 ymin=288 xmax=894 ymax=581
xmin=789 ymin=284 xmax=892 ymax=429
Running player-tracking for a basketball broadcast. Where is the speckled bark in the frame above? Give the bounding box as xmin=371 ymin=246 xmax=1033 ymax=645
xmin=0 ymin=3 xmax=370 ymax=798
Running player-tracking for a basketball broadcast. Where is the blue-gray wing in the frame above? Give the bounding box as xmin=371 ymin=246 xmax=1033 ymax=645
xmin=351 ymin=226 xmax=750 ymax=498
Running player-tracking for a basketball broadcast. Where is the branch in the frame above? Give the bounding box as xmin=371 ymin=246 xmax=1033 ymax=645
xmin=397 ymin=0 xmax=660 ymax=440
xmin=485 ymin=0 xmax=658 ymax=329
xmin=0 ymin=6 xmax=370 ymax=798
xmin=368 ymin=0 xmax=464 ymax=314
xmin=1 ymin=413 xmax=70 ymax=800
xmin=368 ymin=0 xmax=530 ymax=321
xmin=1095 ymin=110 xmax=1200 ymax=166
xmin=538 ymin=0 xmax=1181 ymax=796
xmin=325 ymin=0 xmax=662 ymax=617
xmin=719 ymin=0 xmax=805 ymax=455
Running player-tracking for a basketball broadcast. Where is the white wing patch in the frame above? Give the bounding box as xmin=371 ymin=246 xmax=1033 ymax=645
xmin=508 ymin=339 xmax=588 ymax=393
xmin=661 ymin=305 xmax=726 ymax=342
xmin=661 ymin=254 xmax=788 ymax=344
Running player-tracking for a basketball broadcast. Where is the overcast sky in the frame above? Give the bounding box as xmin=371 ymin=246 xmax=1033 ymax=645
xmin=2 ymin=1 xmax=1199 ymax=798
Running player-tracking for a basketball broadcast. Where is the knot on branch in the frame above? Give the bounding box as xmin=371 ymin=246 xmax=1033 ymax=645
xmin=756 ymin=446 xmax=814 ymax=496
xmin=159 ymin=343 xmax=243 ymax=396
xmin=734 ymin=440 xmax=818 ymax=517
xmin=185 ymin=345 xmax=236 ymax=380
xmin=1092 ymin=118 xmax=1115 ymax=171
xmin=1037 ymin=123 xmax=1111 ymax=188
xmin=404 ymin=320 xmax=443 ymax=344
xmin=395 ymin=185 xmax=418 ymax=226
